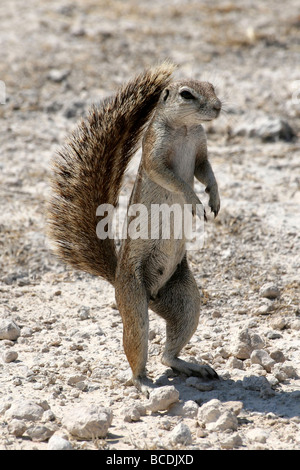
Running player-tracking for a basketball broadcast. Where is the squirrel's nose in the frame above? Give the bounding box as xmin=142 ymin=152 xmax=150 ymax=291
xmin=213 ymin=99 xmax=222 ymax=112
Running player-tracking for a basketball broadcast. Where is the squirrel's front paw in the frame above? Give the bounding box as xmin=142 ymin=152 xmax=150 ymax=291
xmin=195 ymin=203 xmax=207 ymax=222
xmin=206 ymin=186 xmax=220 ymax=218
xmin=188 ymin=192 xmax=207 ymax=222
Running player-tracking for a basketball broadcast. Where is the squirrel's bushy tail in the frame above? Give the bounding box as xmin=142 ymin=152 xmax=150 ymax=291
xmin=47 ymin=62 xmax=175 ymax=285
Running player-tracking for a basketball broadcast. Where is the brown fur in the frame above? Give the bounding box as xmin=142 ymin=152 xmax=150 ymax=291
xmin=48 ymin=64 xmax=222 ymax=394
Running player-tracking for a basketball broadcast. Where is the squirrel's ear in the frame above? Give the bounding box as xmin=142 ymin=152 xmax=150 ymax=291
xmin=162 ymin=88 xmax=169 ymax=102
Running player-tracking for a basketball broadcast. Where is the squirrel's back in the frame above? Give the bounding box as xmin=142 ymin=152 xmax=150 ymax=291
xmin=47 ymin=63 xmax=175 ymax=284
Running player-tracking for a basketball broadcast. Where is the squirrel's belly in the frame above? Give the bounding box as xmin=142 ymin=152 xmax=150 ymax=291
xmin=144 ymin=192 xmax=189 ymax=294
xmin=144 ymin=237 xmax=186 ymax=297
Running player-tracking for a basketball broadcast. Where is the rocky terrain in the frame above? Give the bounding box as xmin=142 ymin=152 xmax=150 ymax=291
xmin=0 ymin=0 xmax=299 ymax=450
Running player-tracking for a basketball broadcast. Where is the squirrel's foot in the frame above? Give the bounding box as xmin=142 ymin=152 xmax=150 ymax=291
xmin=126 ymin=375 xmax=156 ymax=397
xmin=206 ymin=185 xmax=220 ymax=218
xmin=162 ymin=356 xmax=219 ymax=380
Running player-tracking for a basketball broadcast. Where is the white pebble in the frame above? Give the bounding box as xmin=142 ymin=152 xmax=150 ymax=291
xmin=231 ymin=328 xmax=264 ymax=359
xmin=147 ymin=386 xmax=179 ymax=413
xmin=206 ymin=410 xmax=238 ymax=432
xmin=62 ymin=405 xmax=113 ymax=439
xmin=198 ymin=399 xmax=223 ymax=424
xmin=8 ymin=419 xmax=27 ymax=437
xmin=198 ymin=399 xmax=242 ymax=432
xmin=247 ymin=428 xmax=269 ymax=443
xmin=169 ymin=422 xmax=192 ymax=445
xmin=250 ymin=349 xmax=275 ymax=372
xmin=220 ymin=432 xmax=243 ymax=449
xmin=122 ymin=405 xmax=141 ymax=422
xmin=26 ymin=424 xmax=54 ymax=442
xmin=48 ymin=435 xmax=73 ymax=450
xmin=185 ymin=376 xmax=214 ymax=391
xmin=272 ymin=363 xmax=298 ymax=382
xmin=259 ymin=283 xmax=280 ymax=299
xmin=5 ymin=400 xmax=44 ymax=422
xmin=168 ymin=400 xmax=199 ymax=418
xmin=0 ymin=319 xmax=20 ymax=341
xmin=2 ymin=350 xmax=18 ymax=363
xmin=226 ymin=356 xmax=244 ymax=370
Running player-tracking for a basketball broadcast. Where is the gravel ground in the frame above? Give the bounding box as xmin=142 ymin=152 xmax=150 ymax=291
xmin=0 ymin=0 xmax=299 ymax=450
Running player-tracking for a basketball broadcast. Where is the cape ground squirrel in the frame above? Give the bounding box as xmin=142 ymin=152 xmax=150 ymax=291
xmin=48 ymin=62 xmax=222 ymax=393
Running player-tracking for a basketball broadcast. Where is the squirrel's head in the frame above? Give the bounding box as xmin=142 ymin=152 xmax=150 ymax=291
xmin=158 ymin=80 xmax=221 ymax=126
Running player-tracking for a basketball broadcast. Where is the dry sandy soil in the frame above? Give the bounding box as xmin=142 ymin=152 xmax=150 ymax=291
xmin=0 ymin=0 xmax=299 ymax=450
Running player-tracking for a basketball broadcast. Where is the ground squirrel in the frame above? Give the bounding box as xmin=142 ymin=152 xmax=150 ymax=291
xmin=48 ymin=63 xmax=222 ymax=394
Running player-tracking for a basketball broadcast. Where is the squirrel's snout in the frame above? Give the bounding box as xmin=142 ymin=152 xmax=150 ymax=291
xmin=213 ymin=99 xmax=222 ymax=112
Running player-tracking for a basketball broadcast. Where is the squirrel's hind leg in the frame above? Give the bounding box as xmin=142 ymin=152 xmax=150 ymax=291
xmin=115 ymin=272 xmax=155 ymax=396
xmin=150 ymin=255 xmax=218 ymax=380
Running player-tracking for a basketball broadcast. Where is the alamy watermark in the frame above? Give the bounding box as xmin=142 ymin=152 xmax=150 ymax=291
xmin=291 ymin=80 xmax=300 ymax=105
xmin=0 ymin=81 xmax=6 ymax=104
xmin=96 ymin=196 xmax=205 ymax=251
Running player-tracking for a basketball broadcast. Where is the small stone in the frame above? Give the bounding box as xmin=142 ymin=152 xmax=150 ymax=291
xmin=198 ymin=399 xmax=223 ymax=424
xmin=290 ymin=319 xmax=300 ymax=331
xmin=272 ymin=363 xmax=298 ymax=382
xmin=8 ymin=419 xmax=27 ymax=437
xmin=250 ymin=333 xmax=265 ymax=350
xmin=5 ymin=400 xmax=44 ymax=422
xmin=226 ymin=356 xmax=244 ymax=370
xmin=242 ymin=375 xmax=274 ymax=397
xmin=147 ymin=386 xmax=179 ymax=413
xmin=206 ymin=410 xmax=238 ymax=432
xmin=266 ymin=330 xmax=282 ymax=340
xmin=75 ymin=381 xmax=87 ymax=391
xmin=169 ymin=400 xmax=199 ymax=418
xmin=231 ymin=328 xmax=264 ymax=359
xmin=242 ymin=374 xmax=267 ymax=391
xmin=26 ymin=424 xmax=55 ymax=442
xmin=270 ymin=350 xmax=286 ymax=363
xmin=267 ymin=374 xmax=279 ymax=387
xmin=62 ymin=405 xmax=112 ymax=439
xmin=12 ymin=377 xmax=22 ymax=386
xmin=223 ymin=401 xmax=244 ymax=416
xmin=2 ymin=350 xmax=18 ymax=363
xmin=196 ymin=428 xmax=208 ymax=438
xmin=197 ymin=399 xmax=242 ymax=432
xmin=0 ymin=400 xmax=12 ymax=415
xmin=270 ymin=317 xmax=287 ymax=330
xmin=250 ymin=349 xmax=275 ymax=372
xmin=220 ymin=432 xmax=243 ymax=449
xmin=246 ymin=428 xmax=269 ymax=444
xmin=218 ymin=347 xmax=230 ymax=359
xmin=78 ymin=306 xmax=90 ymax=320
xmin=259 ymin=283 xmax=280 ymax=299
xmin=47 ymin=68 xmax=70 ymax=83
xmin=21 ymin=327 xmax=33 ymax=337
xmin=255 ymin=303 xmax=273 ymax=315
xmin=67 ymin=375 xmax=86 ymax=386
xmin=169 ymin=422 xmax=192 ymax=445
xmin=185 ymin=376 xmax=214 ymax=391
xmin=42 ymin=409 xmax=56 ymax=422
xmin=122 ymin=405 xmax=141 ymax=422
xmin=0 ymin=319 xmax=20 ymax=341
xmin=33 ymin=382 xmax=44 ymax=390
xmin=260 ymin=384 xmax=276 ymax=398
xmin=159 ymin=418 xmax=172 ymax=431
xmin=48 ymin=435 xmax=73 ymax=450
xmin=37 ymin=400 xmax=51 ymax=411
xmin=212 ymin=311 xmax=221 ymax=318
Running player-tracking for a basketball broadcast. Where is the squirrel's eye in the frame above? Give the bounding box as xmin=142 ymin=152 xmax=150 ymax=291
xmin=180 ymin=90 xmax=195 ymax=100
